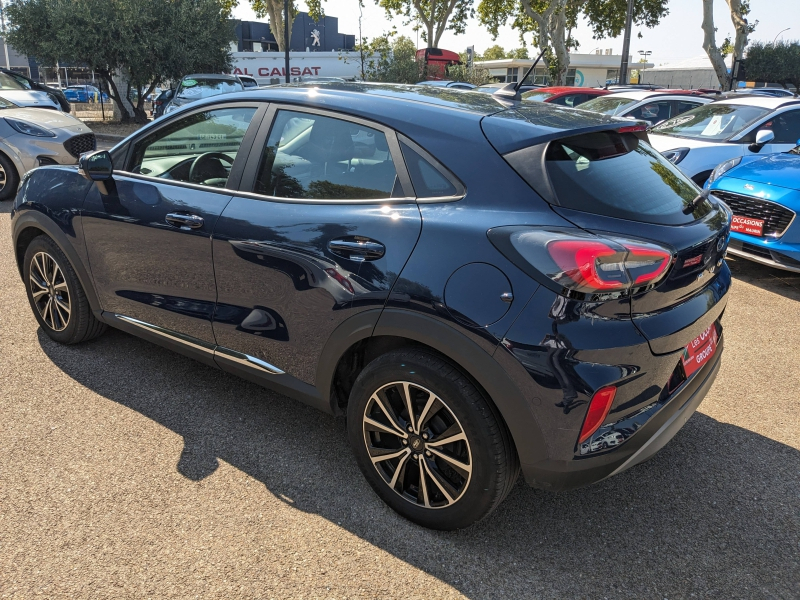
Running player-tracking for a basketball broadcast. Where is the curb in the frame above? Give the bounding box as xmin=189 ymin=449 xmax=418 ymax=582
xmin=94 ymin=133 xmax=126 ymax=143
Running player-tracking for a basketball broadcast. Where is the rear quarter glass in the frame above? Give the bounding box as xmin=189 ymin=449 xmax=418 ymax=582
xmin=504 ymin=131 xmax=713 ymax=225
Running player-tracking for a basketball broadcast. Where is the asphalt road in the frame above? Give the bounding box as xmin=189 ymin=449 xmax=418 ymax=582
xmin=1 ymin=200 xmax=798 ymax=599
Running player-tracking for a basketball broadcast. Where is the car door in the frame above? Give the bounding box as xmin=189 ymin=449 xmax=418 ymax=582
xmin=674 ymin=99 xmax=705 ymax=118
xmin=82 ymin=102 xmax=264 ymax=350
xmin=210 ymin=105 xmax=423 ymax=385
xmin=742 ymin=108 xmax=800 ymax=156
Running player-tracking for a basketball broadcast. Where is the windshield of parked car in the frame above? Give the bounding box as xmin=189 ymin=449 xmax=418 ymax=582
xmin=177 ymin=78 xmax=243 ymax=99
xmin=0 ymin=73 xmax=27 ymax=91
xmin=521 ymin=90 xmax=556 ymax=102
xmin=577 ymin=95 xmax=639 ymax=115
xmin=652 ymin=103 xmax=771 ymax=141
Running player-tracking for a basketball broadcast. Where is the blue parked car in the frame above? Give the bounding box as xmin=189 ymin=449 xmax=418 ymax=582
xmin=707 ymin=141 xmax=800 ymax=272
xmin=63 ymin=85 xmax=108 ymax=103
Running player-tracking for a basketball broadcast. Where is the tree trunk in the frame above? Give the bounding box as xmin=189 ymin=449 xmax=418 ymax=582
xmin=432 ymin=0 xmax=459 ymax=48
xmin=727 ymin=0 xmax=750 ymax=59
xmin=266 ymin=0 xmax=293 ymax=52
xmin=550 ymin=3 xmax=570 ymax=85
xmin=99 ymin=70 xmax=134 ymax=123
xmin=701 ymin=0 xmax=730 ymax=89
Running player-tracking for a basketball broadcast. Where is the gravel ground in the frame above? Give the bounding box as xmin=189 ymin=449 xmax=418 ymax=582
xmin=1 ymin=200 xmax=798 ymax=599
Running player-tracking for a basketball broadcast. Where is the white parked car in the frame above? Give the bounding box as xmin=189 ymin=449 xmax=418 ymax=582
xmin=577 ymin=90 xmax=712 ymax=127
xmin=648 ymin=96 xmax=800 ymax=186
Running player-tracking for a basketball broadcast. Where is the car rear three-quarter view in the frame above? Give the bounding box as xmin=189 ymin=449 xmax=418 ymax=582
xmin=10 ymin=83 xmax=731 ymax=530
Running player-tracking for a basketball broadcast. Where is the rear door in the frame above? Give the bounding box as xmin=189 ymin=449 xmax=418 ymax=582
xmin=82 ymin=102 xmax=264 ymax=346
xmin=210 ymin=105 xmax=422 ymax=384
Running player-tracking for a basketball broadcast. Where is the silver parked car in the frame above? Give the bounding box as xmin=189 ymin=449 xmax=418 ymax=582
xmin=0 ymin=71 xmax=62 ymax=110
xmin=0 ymin=98 xmax=95 ymax=200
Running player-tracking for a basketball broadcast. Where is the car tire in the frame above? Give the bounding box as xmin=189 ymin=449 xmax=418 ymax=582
xmin=347 ymin=348 xmax=519 ymax=530
xmin=23 ymin=235 xmax=107 ymax=344
xmin=0 ymin=152 xmax=20 ymax=201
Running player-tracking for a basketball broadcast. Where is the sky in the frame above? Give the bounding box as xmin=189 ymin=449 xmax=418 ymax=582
xmin=231 ymin=0 xmax=799 ymax=66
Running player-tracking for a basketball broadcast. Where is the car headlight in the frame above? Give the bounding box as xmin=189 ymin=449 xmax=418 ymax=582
xmin=707 ymin=156 xmax=743 ymax=186
xmin=5 ymin=118 xmax=56 ymax=137
xmin=661 ymin=147 xmax=690 ymax=165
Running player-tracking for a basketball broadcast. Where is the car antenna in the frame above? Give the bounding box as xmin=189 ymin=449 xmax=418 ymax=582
xmin=494 ymin=47 xmax=548 ymax=100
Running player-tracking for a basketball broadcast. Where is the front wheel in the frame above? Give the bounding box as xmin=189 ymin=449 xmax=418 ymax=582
xmin=347 ymin=349 xmax=518 ymax=530
xmin=0 ymin=152 xmax=20 ymax=201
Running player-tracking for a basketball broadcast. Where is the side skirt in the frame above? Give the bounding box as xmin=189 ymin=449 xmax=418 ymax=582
xmin=103 ymin=313 xmax=330 ymax=413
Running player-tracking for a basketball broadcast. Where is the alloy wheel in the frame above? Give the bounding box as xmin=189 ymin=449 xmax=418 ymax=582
xmin=362 ymin=381 xmax=472 ymax=509
xmin=0 ymin=163 xmax=6 ymax=192
xmin=29 ymin=251 xmax=71 ymax=332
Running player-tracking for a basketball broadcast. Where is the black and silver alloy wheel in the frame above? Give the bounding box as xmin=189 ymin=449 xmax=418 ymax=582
xmin=29 ymin=251 xmax=71 ymax=331
xmin=363 ymin=381 xmax=472 ymax=508
xmin=0 ymin=162 xmax=7 ymax=194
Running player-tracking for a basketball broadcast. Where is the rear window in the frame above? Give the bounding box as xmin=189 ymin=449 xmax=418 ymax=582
xmin=543 ymin=131 xmax=712 ymax=225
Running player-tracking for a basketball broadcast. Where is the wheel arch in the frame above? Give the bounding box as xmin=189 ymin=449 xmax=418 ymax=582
xmin=317 ymin=308 xmax=548 ymax=467
xmin=12 ymin=212 xmax=101 ymax=314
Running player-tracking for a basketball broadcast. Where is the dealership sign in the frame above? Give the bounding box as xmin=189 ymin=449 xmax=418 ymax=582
xmin=231 ymin=51 xmax=364 ymax=81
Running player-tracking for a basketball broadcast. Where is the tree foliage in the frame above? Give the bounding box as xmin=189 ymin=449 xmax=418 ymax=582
xmin=746 ymin=40 xmax=800 ymax=90
xmin=6 ymin=0 xmax=235 ymax=123
xmin=376 ymin=0 xmax=474 ymax=48
xmin=477 ymin=0 xmax=668 ymax=84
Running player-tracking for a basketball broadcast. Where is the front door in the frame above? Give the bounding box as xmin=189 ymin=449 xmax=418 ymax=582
xmin=82 ymin=104 xmax=261 ymax=344
xmin=211 ymin=106 xmax=422 ymax=384
xmin=744 ymin=108 xmax=800 ymax=156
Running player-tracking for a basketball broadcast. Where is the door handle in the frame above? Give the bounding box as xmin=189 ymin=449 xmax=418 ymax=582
xmin=328 ymin=237 xmax=385 ymax=261
xmin=165 ymin=213 xmax=204 ymax=229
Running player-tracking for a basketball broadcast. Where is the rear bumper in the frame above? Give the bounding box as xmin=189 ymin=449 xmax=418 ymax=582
xmin=519 ymin=334 xmax=722 ymax=490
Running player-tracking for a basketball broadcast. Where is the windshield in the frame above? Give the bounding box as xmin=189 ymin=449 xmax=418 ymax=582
xmin=521 ymin=90 xmax=556 ymax=102
xmin=177 ymin=78 xmax=243 ymax=100
xmin=0 ymin=96 xmax=16 ymax=109
xmin=0 ymin=73 xmax=27 ymax=91
xmin=652 ymin=103 xmax=771 ymax=140
xmin=578 ymin=95 xmax=638 ymax=115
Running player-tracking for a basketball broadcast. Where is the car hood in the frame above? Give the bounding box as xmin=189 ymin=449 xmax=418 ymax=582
xmin=0 ymin=90 xmax=61 ymax=109
xmin=647 ymin=132 xmax=723 ymax=152
xmin=1 ymin=107 xmax=86 ymax=131
xmin=721 ymin=153 xmax=800 ymax=192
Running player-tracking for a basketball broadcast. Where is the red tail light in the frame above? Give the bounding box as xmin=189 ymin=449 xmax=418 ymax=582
xmin=617 ymin=124 xmax=648 ymax=133
xmin=579 ymin=386 xmax=617 ymax=443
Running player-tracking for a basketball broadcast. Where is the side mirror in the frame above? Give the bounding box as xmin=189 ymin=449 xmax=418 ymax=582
xmin=78 ymin=150 xmax=113 ymax=182
xmin=749 ymin=129 xmax=774 ymax=152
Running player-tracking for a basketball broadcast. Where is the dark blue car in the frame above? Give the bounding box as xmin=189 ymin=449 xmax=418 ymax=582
xmin=10 ymin=83 xmax=731 ymax=529
xmin=707 ymin=143 xmax=800 ymax=272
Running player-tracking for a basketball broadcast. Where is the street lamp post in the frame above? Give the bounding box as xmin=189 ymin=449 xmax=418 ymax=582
xmin=774 ymin=28 xmax=790 ymax=44
xmin=0 ymin=0 xmax=10 ymax=70
xmin=284 ymin=0 xmax=290 ymax=83
xmin=638 ymin=50 xmax=652 ymax=84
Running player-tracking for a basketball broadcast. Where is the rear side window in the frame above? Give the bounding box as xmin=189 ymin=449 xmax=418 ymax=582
xmin=400 ymin=142 xmax=458 ymax=198
xmin=543 ymin=131 xmax=711 ymax=224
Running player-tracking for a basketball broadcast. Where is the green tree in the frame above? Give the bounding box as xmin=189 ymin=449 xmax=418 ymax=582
xmin=508 ymin=46 xmax=530 ymax=59
xmin=478 ymin=0 xmax=668 ymax=85
xmin=481 ymin=44 xmax=507 ymax=60
xmin=375 ymin=0 xmax=474 ymax=48
xmin=746 ymin=40 xmax=800 ymax=90
xmin=347 ymin=34 xmax=423 ymax=83
xmin=6 ymin=0 xmax=235 ymax=123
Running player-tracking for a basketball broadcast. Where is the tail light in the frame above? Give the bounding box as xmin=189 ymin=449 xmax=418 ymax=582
xmin=488 ymin=226 xmax=674 ymax=299
xmin=579 ymin=386 xmax=617 ymax=443
xmin=324 ymin=268 xmax=354 ymax=294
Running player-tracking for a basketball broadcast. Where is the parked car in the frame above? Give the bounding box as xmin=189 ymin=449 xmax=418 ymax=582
xmin=649 ymin=96 xmax=800 ymax=185
xmin=706 ymin=142 xmax=800 ymax=272
xmin=11 ymin=83 xmax=731 ymax=530
xmin=735 ymin=87 xmax=796 ymax=98
xmin=163 ymin=74 xmax=244 ymax=115
xmin=152 ymin=88 xmax=174 ymax=118
xmin=238 ymin=75 xmax=259 ymax=89
xmin=0 ymin=68 xmax=71 ymax=112
xmin=578 ymin=90 xmax=712 ymax=127
xmin=416 ymin=80 xmax=477 ymax=90
xmin=0 ymin=71 xmax=63 ymax=111
xmin=0 ymin=97 xmax=95 ymax=200
xmin=63 ymin=85 xmax=108 ymax=103
xmin=521 ymin=86 xmax=609 ymax=108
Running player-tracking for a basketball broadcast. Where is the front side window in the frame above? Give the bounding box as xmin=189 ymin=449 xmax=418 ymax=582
xmin=129 ymin=106 xmax=256 ymax=187
xmin=747 ymin=110 xmax=800 ymax=144
xmin=652 ymin=103 xmax=770 ymax=141
xmin=627 ymin=101 xmax=672 ymax=125
xmin=0 ymin=72 xmax=26 ymax=90
xmin=255 ymin=110 xmax=399 ymax=200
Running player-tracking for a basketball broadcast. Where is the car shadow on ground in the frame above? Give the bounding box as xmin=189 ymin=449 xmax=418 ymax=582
xmin=38 ymin=327 xmax=799 ymax=598
xmin=727 ymin=254 xmax=800 ymax=301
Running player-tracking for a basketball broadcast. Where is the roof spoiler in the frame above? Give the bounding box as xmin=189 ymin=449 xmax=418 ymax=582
xmin=494 ymin=47 xmax=547 ymax=101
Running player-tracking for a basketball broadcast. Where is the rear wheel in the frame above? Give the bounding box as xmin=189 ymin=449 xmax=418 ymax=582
xmin=0 ymin=153 xmax=20 ymax=201
xmin=23 ymin=235 xmax=106 ymax=344
xmin=347 ymin=349 xmax=518 ymax=530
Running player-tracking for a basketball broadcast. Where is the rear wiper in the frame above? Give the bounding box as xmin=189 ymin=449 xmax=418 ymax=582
xmin=683 ymin=190 xmax=709 ymax=214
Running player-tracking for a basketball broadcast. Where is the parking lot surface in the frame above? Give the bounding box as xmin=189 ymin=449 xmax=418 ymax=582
xmin=1 ymin=200 xmax=798 ymax=599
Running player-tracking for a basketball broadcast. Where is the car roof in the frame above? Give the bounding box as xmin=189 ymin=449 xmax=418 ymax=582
xmin=712 ymin=96 xmax=800 ymax=109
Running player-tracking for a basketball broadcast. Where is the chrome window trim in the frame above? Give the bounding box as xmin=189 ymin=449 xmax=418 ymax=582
xmin=224 ymin=188 xmax=417 ymax=205
xmin=113 ymin=314 xmax=284 ymax=375
xmin=111 ymin=171 xmax=238 ymax=195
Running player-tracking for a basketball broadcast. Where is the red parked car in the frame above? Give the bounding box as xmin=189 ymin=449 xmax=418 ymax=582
xmin=521 ymin=86 xmax=609 ymax=108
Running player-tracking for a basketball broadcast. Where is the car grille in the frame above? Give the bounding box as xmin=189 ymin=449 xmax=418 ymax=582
xmin=713 ymin=190 xmax=795 ymax=237
xmin=63 ymin=133 xmax=97 ymax=158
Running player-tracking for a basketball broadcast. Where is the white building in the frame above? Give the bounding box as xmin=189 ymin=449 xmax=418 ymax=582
xmin=475 ymin=52 xmax=653 ymax=88
xmin=641 ymin=55 xmax=733 ymax=90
